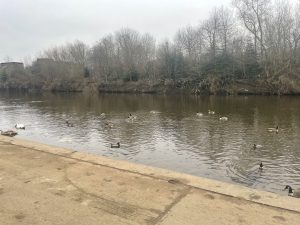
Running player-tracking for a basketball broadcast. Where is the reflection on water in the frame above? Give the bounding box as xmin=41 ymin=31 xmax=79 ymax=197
xmin=0 ymin=91 xmax=300 ymax=194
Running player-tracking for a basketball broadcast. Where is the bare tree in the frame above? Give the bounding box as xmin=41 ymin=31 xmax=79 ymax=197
xmin=233 ymin=0 xmax=270 ymax=60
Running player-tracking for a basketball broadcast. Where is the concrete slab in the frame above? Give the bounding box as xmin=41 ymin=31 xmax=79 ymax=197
xmin=0 ymin=136 xmax=300 ymax=225
xmin=158 ymin=189 xmax=300 ymax=225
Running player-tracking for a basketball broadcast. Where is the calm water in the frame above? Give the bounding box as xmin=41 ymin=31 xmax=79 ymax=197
xmin=0 ymin=91 xmax=300 ymax=195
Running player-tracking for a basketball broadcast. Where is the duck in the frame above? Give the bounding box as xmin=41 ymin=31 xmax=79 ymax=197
xmin=66 ymin=121 xmax=74 ymax=127
xmin=219 ymin=116 xmax=228 ymax=121
xmin=283 ymin=185 xmax=300 ymax=198
xmin=111 ymin=142 xmax=120 ymax=148
xmin=259 ymin=162 xmax=263 ymax=170
xmin=267 ymin=125 xmax=279 ymax=133
xmin=15 ymin=124 xmax=25 ymax=130
xmin=128 ymin=113 xmax=137 ymax=120
xmin=196 ymin=112 xmax=203 ymax=117
xmin=0 ymin=130 xmax=18 ymax=137
xmin=208 ymin=110 xmax=215 ymax=115
xmin=150 ymin=110 xmax=160 ymax=114
xmin=105 ymin=122 xmax=113 ymax=128
xmin=253 ymin=144 xmax=263 ymax=150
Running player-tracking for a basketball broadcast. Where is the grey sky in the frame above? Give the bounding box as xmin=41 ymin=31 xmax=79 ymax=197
xmin=1 ymin=0 xmax=232 ymax=61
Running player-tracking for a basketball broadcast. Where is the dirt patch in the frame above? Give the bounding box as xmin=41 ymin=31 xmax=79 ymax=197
xmin=273 ymin=215 xmax=286 ymax=221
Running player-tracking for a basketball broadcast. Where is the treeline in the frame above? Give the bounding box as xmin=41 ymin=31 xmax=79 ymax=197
xmin=1 ymin=0 xmax=300 ymax=94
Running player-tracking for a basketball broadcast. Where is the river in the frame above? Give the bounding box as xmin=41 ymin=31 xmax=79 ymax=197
xmin=0 ymin=91 xmax=299 ymax=195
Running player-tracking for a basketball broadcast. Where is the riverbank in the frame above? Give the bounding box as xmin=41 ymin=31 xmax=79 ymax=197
xmin=0 ymin=136 xmax=300 ymax=225
xmin=1 ymin=75 xmax=300 ymax=95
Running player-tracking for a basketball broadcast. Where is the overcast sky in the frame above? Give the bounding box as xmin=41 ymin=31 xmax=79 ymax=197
xmin=1 ymin=0 xmax=234 ymax=61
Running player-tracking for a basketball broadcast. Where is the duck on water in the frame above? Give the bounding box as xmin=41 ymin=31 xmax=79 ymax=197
xmin=267 ymin=125 xmax=279 ymax=133
xmin=111 ymin=142 xmax=120 ymax=148
xmin=284 ymin=185 xmax=300 ymax=198
xmin=15 ymin=124 xmax=25 ymax=130
xmin=0 ymin=130 xmax=18 ymax=137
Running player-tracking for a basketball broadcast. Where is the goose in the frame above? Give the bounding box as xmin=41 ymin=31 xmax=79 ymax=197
xmin=253 ymin=144 xmax=263 ymax=150
xmin=0 ymin=130 xmax=18 ymax=137
xmin=259 ymin=162 xmax=263 ymax=170
xmin=66 ymin=121 xmax=74 ymax=127
xmin=15 ymin=124 xmax=25 ymax=130
xmin=128 ymin=113 xmax=137 ymax=120
xmin=111 ymin=142 xmax=120 ymax=148
xmin=283 ymin=185 xmax=300 ymax=198
xmin=267 ymin=126 xmax=278 ymax=133
xmin=208 ymin=110 xmax=215 ymax=115
xmin=105 ymin=122 xmax=113 ymax=128
xmin=196 ymin=112 xmax=203 ymax=117
xmin=219 ymin=116 xmax=228 ymax=121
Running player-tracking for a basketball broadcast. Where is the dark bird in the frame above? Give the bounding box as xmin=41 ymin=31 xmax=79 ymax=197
xmin=111 ymin=142 xmax=120 ymax=148
xmin=283 ymin=185 xmax=300 ymax=198
xmin=66 ymin=121 xmax=74 ymax=127
xmin=0 ymin=130 xmax=18 ymax=137
xmin=259 ymin=162 xmax=263 ymax=170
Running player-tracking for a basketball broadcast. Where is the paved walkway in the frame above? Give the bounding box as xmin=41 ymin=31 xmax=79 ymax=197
xmin=0 ymin=136 xmax=300 ymax=225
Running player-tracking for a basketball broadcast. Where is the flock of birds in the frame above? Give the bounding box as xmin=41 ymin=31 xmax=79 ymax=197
xmin=1 ymin=109 xmax=299 ymax=198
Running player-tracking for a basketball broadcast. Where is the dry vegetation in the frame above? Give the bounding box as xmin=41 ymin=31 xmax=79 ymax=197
xmin=1 ymin=0 xmax=300 ymax=94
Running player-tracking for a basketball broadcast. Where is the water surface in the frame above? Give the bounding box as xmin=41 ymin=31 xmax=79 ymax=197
xmin=0 ymin=91 xmax=299 ymax=195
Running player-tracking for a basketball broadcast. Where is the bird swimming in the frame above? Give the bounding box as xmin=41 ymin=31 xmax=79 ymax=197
xmin=259 ymin=162 xmax=263 ymax=170
xmin=253 ymin=144 xmax=263 ymax=150
xmin=219 ymin=116 xmax=228 ymax=121
xmin=66 ymin=121 xmax=74 ymax=127
xmin=15 ymin=124 xmax=25 ymax=130
xmin=208 ymin=110 xmax=215 ymax=115
xmin=196 ymin=112 xmax=203 ymax=117
xmin=111 ymin=142 xmax=120 ymax=148
xmin=104 ymin=122 xmax=113 ymax=129
xmin=267 ymin=125 xmax=279 ymax=133
xmin=0 ymin=130 xmax=18 ymax=137
xmin=127 ymin=113 xmax=137 ymax=120
xmin=283 ymin=185 xmax=300 ymax=198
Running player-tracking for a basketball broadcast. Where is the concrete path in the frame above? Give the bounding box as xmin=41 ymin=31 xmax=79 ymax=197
xmin=0 ymin=136 xmax=300 ymax=225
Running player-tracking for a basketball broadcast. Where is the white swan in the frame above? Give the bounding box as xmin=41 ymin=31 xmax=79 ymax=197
xmin=196 ymin=112 xmax=203 ymax=117
xmin=219 ymin=116 xmax=228 ymax=121
xmin=208 ymin=110 xmax=215 ymax=115
xmin=15 ymin=124 xmax=25 ymax=130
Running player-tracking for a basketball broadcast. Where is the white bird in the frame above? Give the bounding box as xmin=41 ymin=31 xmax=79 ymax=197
xmin=15 ymin=124 xmax=25 ymax=130
xmin=196 ymin=112 xmax=203 ymax=117
xmin=253 ymin=144 xmax=263 ymax=149
xmin=150 ymin=110 xmax=160 ymax=114
xmin=219 ymin=117 xmax=228 ymax=121
xmin=99 ymin=113 xmax=106 ymax=119
xmin=267 ymin=126 xmax=279 ymax=133
xmin=208 ymin=110 xmax=215 ymax=115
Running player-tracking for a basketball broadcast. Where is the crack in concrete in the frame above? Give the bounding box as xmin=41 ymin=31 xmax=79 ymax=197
xmin=63 ymin=166 xmax=161 ymax=222
xmin=150 ymin=186 xmax=192 ymax=225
